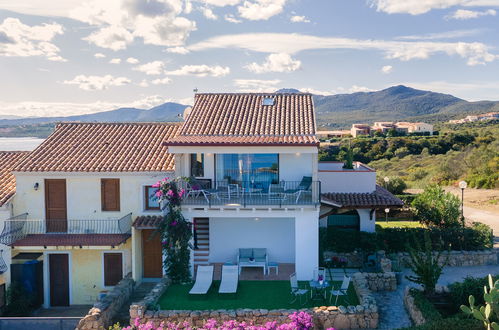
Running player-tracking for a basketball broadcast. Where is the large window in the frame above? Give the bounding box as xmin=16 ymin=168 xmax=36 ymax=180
xmin=190 ymin=153 xmax=204 ymax=177
xmin=215 ymin=154 xmax=278 ymax=185
xmin=144 ymin=186 xmax=160 ymax=211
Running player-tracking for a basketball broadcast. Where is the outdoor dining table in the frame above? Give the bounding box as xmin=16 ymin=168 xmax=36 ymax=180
xmin=309 ymin=280 xmax=330 ymax=301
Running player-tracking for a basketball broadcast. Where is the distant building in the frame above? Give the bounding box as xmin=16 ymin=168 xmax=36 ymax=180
xmin=395 ymin=122 xmax=433 ymax=134
xmin=372 ymin=122 xmax=397 ymax=133
xmin=449 ymin=112 xmax=499 ymax=124
xmin=316 ymin=130 xmax=351 ymax=139
xmin=350 ymin=124 xmax=371 ymax=137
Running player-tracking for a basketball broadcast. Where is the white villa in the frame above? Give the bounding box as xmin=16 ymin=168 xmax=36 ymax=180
xmin=0 ymin=92 xmax=402 ymax=308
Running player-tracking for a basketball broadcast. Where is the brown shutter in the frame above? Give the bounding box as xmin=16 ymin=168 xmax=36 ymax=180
xmin=101 ymin=179 xmax=120 ymax=211
xmin=104 ymin=253 xmax=123 ymax=286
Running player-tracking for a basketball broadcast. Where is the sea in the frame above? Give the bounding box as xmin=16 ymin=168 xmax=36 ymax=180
xmin=0 ymin=137 xmax=45 ymax=151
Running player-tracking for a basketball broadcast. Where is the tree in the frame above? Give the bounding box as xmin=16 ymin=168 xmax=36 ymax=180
xmin=379 ymin=176 xmax=407 ymax=194
xmin=411 ymin=184 xmax=461 ymax=228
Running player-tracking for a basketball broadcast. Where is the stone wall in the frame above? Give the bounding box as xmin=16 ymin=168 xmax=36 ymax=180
xmin=403 ymin=287 xmax=426 ymax=326
xmin=129 ymin=274 xmax=382 ymax=329
xmin=77 ymin=273 xmax=135 ymax=330
xmin=353 ymin=272 xmax=397 ymax=292
xmin=325 ymin=249 xmax=497 ymax=268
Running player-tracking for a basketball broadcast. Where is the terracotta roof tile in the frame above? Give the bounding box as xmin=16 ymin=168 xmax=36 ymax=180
xmin=132 ymin=215 xmax=163 ymax=229
xmin=166 ymin=93 xmax=319 ymax=146
xmin=0 ymin=151 xmax=29 ymax=206
xmin=14 ymin=122 xmax=181 ymax=172
xmin=11 ymin=234 xmax=130 ymax=247
xmin=321 ymin=186 xmax=404 ymax=208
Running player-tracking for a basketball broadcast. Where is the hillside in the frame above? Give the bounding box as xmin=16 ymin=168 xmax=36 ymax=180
xmin=1 ymin=85 xmax=498 ymax=137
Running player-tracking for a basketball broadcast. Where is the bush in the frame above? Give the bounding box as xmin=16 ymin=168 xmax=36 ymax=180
xmin=398 ymin=316 xmax=482 ymax=330
xmin=379 ymin=176 xmax=407 ymax=194
xmin=321 ymin=224 xmax=493 ymax=253
xmin=410 ymin=289 xmax=442 ymax=322
xmin=449 ymin=275 xmax=498 ymax=313
xmin=3 ymin=283 xmax=35 ymax=316
xmin=396 ymin=194 xmax=417 ymax=204
xmin=411 ymin=185 xmax=461 ymax=228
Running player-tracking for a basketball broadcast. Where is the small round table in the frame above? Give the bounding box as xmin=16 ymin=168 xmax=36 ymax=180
xmin=309 ymin=280 xmax=330 ymax=301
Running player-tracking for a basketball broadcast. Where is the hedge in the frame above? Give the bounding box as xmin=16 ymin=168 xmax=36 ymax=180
xmin=321 ymin=222 xmax=493 ymax=253
xmin=448 ymin=275 xmax=499 ymax=314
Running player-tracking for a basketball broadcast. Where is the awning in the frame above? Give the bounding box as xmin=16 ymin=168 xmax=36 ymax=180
xmin=132 ymin=215 xmax=163 ymax=229
xmin=321 ymin=185 xmax=404 ymax=209
xmin=11 ymin=234 xmax=130 ymax=247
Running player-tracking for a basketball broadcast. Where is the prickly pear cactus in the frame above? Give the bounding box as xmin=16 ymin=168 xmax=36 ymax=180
xmin=461 ymin=275 xmax=499 ymax=330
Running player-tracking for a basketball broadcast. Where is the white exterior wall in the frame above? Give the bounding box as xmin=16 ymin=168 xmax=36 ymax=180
xmin=12 ymin=172 xmax=172 ymax=219
xmin=0 ymin=202 xmax=13 ymax=287
xmin=295 ymin=211 xmax=319 ymax=280
xmin=318 ymin=163 xmax=376 ymax=193
xmin=358 ymin=209 xmax=376 ymax=232
xmin=209 ymin=217 xmax=295 ymax=263
xmin=279 ymin=153 xmax=314 ymax=181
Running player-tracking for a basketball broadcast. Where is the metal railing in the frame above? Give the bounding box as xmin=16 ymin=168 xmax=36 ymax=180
xmin=0 ymin=213 xmax=132 ymax=246
xmin=180 ymin=180 xmax=321 ymax=207
xmin=0 ymin=250 xmax=7 ymax=274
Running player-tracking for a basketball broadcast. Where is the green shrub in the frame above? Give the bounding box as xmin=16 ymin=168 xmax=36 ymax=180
xmin=4 ymin=283 xmax=35 ymax=316
xmin=411 ymin=185 xmax=461 ymax=228
xmin=410 ymin=289 xmax=442 ymax=322
xmin=397 ymin=316 xmax=482 ymax=330
xmin=450 ymin=275 xmax=498 ymax=313
xmin=378 ymin=176 xmax=407 ymax=194
xmin=396 ymin=194 xmax=417 ymax=204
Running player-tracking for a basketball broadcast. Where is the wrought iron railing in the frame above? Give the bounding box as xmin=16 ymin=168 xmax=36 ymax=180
xmin=0 ymin=213 xmax=132 ymax=246
xmin=0 ymin=250 xmax=7 ymax=274
xmin=180 ymin=180 xmax=321 ymax=207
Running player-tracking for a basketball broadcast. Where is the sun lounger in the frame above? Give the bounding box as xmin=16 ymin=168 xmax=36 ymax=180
xmin=189 ymin=265 xmax=214 ymax=295
xmin=218 ymin=265 xmax=239 ymax=294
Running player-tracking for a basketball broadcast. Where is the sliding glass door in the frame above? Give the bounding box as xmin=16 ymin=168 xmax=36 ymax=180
xmin=215 ymin=154 xmax=278 ymax=187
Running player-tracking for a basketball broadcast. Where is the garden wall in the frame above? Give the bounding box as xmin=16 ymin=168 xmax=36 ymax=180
xmin=324 ymin=249 xmax=497 ymax=268
xmin=129 ymin=273 xmax=390 ymax=329
xmin=403 ymin=287 xmax=426 ymax=326
xmin=77 ymin=273 xmax=134 ymax=330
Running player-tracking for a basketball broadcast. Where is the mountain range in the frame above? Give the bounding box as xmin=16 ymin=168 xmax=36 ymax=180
xmin=1 ymin=85 xmax=498 ymax=135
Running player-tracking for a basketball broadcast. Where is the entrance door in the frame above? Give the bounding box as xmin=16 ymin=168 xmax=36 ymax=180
xmin=45 ymin=179 xmax=67 ymax=232
xmin=104 ymin=253 xmax=123 ymax=286
xmin=142 ymin=230 xmax=163 ymax=278
xmin=49 ymin=254 xmax=69 ymax=306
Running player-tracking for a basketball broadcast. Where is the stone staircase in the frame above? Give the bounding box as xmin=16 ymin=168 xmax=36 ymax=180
xmin=112 ymin=281 xmax=157 ymax=327
xmin=193 ymin=218 xmax=210 ymax=267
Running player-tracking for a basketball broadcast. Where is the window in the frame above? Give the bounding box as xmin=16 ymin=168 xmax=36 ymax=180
xmin=262 ymin=97 xmax=274 ymax=106
xmin=0 ymin=284 xmax=5 ymax=309
xmin=190 ymin=153 xmax=204 ymax=177
xmin=103 ymin=253 xmax=123 ymax=286
xmin=101 ymin=179 xmax=120 ymax=211
xmin=215 ymin=154 xmax=278 ymax=186
xmin=144 ymin=185 xmax=160 ymax=211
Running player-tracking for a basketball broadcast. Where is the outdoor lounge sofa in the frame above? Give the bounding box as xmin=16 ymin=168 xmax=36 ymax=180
xmin=189 ymin=265 xmax=214 ymax=295
xmin=218 ymin=265 xmax=239 ymax=294
xmin=237 ymin=248 xmax=268 ymax=275
xmin=284 ymin=176 xmax=312 ymax=203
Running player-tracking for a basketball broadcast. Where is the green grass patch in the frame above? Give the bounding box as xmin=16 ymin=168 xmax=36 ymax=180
xmin=158 ymin=280 xmax=359 ymax=310
xmin=377 ymin=221 xmax=423 ymax=228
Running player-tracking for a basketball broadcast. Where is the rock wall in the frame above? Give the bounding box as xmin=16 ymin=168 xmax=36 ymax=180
xmin=353 ymin=272 xmax=397 ymax=292
xmin=403 ymin=287 xmax=426 ymax=326
xmin=77 ymin=273 xmax=134 ymax=330
xmin=129 ymin=274 xmax=385 ymax=329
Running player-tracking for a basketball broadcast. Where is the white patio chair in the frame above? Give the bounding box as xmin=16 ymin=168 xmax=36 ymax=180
xmin=219 ymin=265 xmax=239 ymax=294
xmin=290 ymin=272 xmax=309 ymax=305
xmin=330 ymin=275 xmax=351 ymax=305
xmin=189 ymin=265 xmax=214 ymax=295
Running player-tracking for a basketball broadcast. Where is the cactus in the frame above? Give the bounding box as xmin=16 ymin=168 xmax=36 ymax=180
xmin=461 ymin=274 xmax=499 ymax=330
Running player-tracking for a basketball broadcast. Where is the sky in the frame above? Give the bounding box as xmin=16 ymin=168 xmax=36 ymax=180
xmin=1 ymin=0 xmax=499 ymax=117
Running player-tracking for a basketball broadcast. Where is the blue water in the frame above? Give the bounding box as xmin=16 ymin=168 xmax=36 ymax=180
xmin=0 ymin=137 xmax=44 ymax=151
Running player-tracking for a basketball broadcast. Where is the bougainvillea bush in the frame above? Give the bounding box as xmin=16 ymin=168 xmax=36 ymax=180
xmin=118 ymin=312 xmax=329 ymax=330
xmin=153 ymin=177 xmax=192 ymax=283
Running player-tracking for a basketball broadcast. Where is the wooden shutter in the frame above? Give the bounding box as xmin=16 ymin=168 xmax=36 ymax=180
xmin=101 ymin=179 xmax=120 ymax=211
xmin=104 ymin=253 xmax=123 ymax=286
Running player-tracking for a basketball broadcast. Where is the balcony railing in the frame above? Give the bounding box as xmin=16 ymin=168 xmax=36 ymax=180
xmin=0 ymin=213 xmax=132 ymax=246
xmin=180 ymin=180 xmax=321 ymax=207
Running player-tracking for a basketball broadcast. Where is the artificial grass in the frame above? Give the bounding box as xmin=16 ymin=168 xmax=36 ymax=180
xmin=157 ymin=280 xmax=359 ymax=310
xmin=377 ymin=220 xmax=423 ymax=228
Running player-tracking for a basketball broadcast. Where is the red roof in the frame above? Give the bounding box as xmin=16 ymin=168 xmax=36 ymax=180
xmin=11 ymin=234 xmax=130 ymax=247
xmin=132 ymin=215 xmax=163 ymax=229
xmin=0 ymin=151 xmax=29 ymax=206
xmin=321 ymin=186 xmax=404 ymax=208
xmin=166 ymin=93 xmax=319 ymax=146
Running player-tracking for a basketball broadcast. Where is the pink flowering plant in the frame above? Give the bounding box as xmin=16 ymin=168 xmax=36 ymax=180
xmin=119 ymin=311 xmax=321 ymax=330
xmin=153 ymin=177 xmax=192 ymax=283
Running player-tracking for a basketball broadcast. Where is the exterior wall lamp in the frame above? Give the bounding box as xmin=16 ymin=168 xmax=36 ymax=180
xmin=34 ymin=182 xmax=39 ymax=191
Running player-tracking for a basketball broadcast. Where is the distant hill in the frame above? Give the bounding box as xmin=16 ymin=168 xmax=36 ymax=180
xmin=1 ymin=86 xmax=498 ymax=137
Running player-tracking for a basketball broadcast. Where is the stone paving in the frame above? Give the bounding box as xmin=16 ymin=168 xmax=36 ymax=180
xmin=374 ymin=264 xmax=499 ymax=330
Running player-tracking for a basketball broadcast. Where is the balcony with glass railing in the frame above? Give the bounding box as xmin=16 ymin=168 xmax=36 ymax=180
xmin=0 ymin=213 xmax=132 ymax=247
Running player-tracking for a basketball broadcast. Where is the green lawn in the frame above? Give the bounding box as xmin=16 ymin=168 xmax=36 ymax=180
xmin=158 ymin=280 xmax=359 ymax=310
xmin=377 ymin=220 xmax=423 ymax=228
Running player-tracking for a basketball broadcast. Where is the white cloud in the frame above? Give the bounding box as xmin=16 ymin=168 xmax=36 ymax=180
xmin=224 ymin=14 xmax=242 ymax=23
xmin=381 ymin=65 xmax=393 ymax=74
xmin=246 ymin=53 xmax=301 ymax=73
xmin=290 ymin=15 xmax=310 ymax=23
xmin=200 ymin=0 xmax=241 ymax=6
xmin=151 ymin=77 xmax=172 ymax=85
xmin=189 ymin=33 xmax=498 ymax=66
xmin=369 ymin=0 xmax=499 ymax=15
xmin=396 ymin=29 xmax=484 ymax=40
xmin=126 ymin=57 xmax=139 ymax=64
xmin=447 ymin=8 xmax=496 ymax=19
xmin=234 ymin=78 xmax=281 ymax=92
xmin=334 ymin=85 xmax=374 ymax=94
xmin=70 ymin=0 xmax=196 ymax=50
xmin=399 ymin=80 xmax=499 ymax=101
xmin=132 ymin=60 xmax=166 ymax=75
xmin=109 ymin=58 xmax=121 ymax=64
xmin=0 ymin=17 xmax=65 ymax=61
xmin=83 ymin=25 xmax=134 ymax=51
xmin=63 ymin=74 xmax=131 ymax=91
xmin=165 ymin=46 xmax=190 ymax=54
xmin=167 ymin=64 xmax=230 ymax=77
xmin=94 ymin=52 xmax=106 ymax=58
xmin=201 ymin=7 xmax=218 ymax=20
xmin=138 ymin=79 xmax=149 ymax=87
xmin=238 ymin=0 xmax=288 ymax=20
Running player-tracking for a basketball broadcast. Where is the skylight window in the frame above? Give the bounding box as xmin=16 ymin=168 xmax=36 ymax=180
xmin=262 ymin=97 xmax=274 ymax=106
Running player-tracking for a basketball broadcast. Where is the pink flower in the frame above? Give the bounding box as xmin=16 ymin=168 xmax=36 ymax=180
xmin=155 ymin=190 xmax=163 ymax=198
xmin=167 ymin=190 xmax=174 ymax=197
xmin=152 ymin=181 xmax=161 ymax=188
